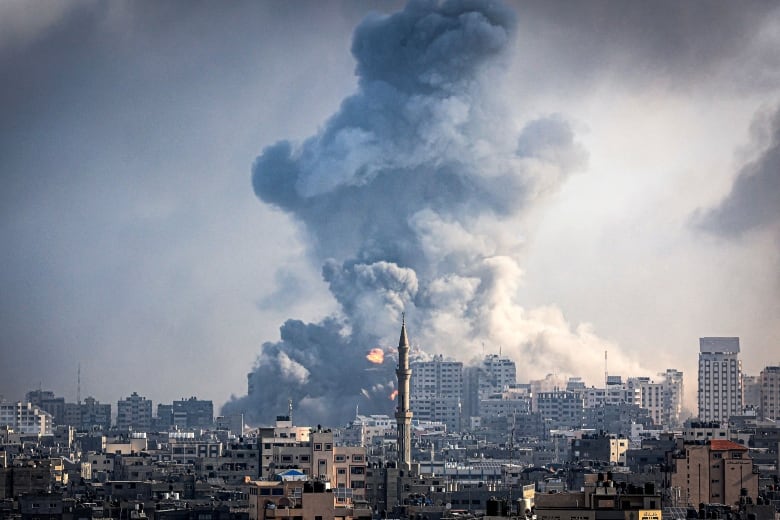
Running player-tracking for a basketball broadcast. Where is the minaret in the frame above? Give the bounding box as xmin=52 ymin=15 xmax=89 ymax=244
xmin=395 ymin=314 xmax=413 ymax=471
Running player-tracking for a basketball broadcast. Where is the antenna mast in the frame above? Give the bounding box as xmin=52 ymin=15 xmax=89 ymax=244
xmin=604 ymin=350 xmax=608 ymax=388
xmin=77 ymin=363 xmax=81 ymax=404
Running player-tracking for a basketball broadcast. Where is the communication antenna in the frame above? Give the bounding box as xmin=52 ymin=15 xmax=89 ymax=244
xmin=288 ymin=398 xmax=293 ymax=425
xmin=604 ymin=350 xmax=608 ymax=388
xmin=77 ymin=363 xmax=81 ymax=405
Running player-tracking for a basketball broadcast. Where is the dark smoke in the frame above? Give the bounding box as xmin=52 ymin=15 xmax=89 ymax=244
xmin=223 ymin=0 xmax=613 ymax=427
xmin=693 ymin=103 xmax=780 ymax=237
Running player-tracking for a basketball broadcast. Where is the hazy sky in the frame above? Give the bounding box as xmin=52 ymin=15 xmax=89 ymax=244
xmin=1 ymin=0 xmax=779 ymax=422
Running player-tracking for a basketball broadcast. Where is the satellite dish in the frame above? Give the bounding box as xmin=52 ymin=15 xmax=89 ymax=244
xmin=446 ymin=503 xmax=451 ymax=510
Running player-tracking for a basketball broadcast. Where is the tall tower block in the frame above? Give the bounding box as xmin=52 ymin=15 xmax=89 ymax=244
xmin=395 ymin=316 xmax=413 ymax=471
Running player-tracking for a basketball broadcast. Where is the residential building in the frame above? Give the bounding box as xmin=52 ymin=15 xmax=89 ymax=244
xmin=477 ymin=354 xmax=517 ymax=401
xmin=669 ymin=439 xmax=758 ymax=507
xmin=743 ymin=374 xmax=761 ymax=412
xmin=0 ymin=402 xmax=53 ymax=435
xmin=67 ymin=396 xmax=111 ymax=432
xmin=116 ymin=392 xmax=153 ymax=432
xmin=698 ymin=337 xmax=743 ymax=423
xmin=172 ymin=396 xmax=213 ymax=429
xmin=410 ymin=354 xmax=462 ymax=431
xmin=570 ymin=433 xmax=629 ymax=466
xmin=759 ymin=366 xmax=780 ymax=420
xmin=536 ymin=391 xmax=583 ymax=430
xmin=661 ymin=369 xmax=684 ymax=427
xmin=25 ymin=390 xmax=65 ymax=425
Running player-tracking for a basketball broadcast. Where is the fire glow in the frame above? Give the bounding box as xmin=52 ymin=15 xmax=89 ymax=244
xmin=389 ymin=389 xmax=398 ymax=400
xmin=366 ymin=348 xmax=384 ymax=364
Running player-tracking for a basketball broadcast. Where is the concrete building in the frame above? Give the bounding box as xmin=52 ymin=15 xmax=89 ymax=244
xmin=571 ymin=433 xmax=630 ymax=466
xmin=246 ymin=479 xmax=371 ymax=520
xmin=669 ymin=439 xmax=758 ymax=507
xmin=759 ymin=366 xmax=780 ymax=420
xmin=479 ymin=386 xmax=532 ymax=431
xmin=25 ymin=391 xmax=66 ymax=425
xmin=743 ymin=374 xmax=762 ymax=413
xmin=478 ymin=354 xmax=517 ymax=401
xmin=534 ymin=473 xmax=662 ymax=520
xmin=156 ymin=397 xmax=214 ymax=430
xmin=536 ymin=391 xmax=583 ymax=430
xmin=172 ymin=396 xmax=213 ymax=429
xmin=660 ymin=369 xmax=684 ymax=428
xmin=66 ymin=396 xmax=111 ymax=432
xmin=0 ymin=402 xmax=53 ymax=435
xmin=698 ymin=337 xmax=743 ymax=423
xmin=410 ymin=354 xmax=462 ymax=432
xmin=116 ymin=392 xmax=153 ymax=432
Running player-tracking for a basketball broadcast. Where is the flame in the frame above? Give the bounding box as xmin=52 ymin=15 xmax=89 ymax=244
xmin=366 ymin=348 xmax=384 ymax=364
xmin=389 ymin=389 xmax=399 ymax=400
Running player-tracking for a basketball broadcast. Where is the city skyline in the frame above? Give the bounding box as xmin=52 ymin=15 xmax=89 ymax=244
xmin=1 ymin=1 xmax=779 ymax=416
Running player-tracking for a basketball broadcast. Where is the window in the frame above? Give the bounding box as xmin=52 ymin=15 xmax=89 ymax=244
xmin=314 ymin=444 xmax=322 ymax=451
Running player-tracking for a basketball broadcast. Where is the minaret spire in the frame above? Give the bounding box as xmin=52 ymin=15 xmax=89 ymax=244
xmin=395 ymin=314 xmax=413 ymax=472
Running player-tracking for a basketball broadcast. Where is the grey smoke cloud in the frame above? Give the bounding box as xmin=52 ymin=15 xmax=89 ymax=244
xmin=225 ymin=0 xmax=632 ymax=427
xmin=694 ymin=104 xmax=780 ymax=236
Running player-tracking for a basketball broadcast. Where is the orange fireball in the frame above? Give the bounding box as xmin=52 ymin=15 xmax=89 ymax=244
xmin=389 ymin=389 xmax=399 ymax=400
xmin=366 ymin=348 xmax=384 ymax=364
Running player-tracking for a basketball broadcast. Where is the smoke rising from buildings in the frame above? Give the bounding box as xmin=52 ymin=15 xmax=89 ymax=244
xmin=223 ymin=0 xmax=642 ymax=426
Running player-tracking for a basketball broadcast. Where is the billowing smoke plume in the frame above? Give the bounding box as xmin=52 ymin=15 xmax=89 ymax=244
xmin=224 ymin=0 xmax=640 ymax=427
xmin=693 ymin=103 xmax=780 ymax=237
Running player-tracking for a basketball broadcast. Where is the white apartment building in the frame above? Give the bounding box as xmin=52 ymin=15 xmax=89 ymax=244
xmin=478 ymin=354 xmax=517 ymax=400
xmin=410 ymin=355 xmax=462 ymax=431
xmin=698 ymin=337 xmax=743 ymax=423
xmin=0 ymin=401 xmax=53 ymax=434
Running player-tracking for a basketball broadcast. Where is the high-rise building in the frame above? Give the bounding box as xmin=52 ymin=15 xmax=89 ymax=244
xmin=661 ymin=369 xmax=684 ymax=428
xmin=410 ymin=354 xmax=462 ymax=432
xmin=742 ymin=374 xmax=761 ymax=413
xmin=116 ymin=392 xmax=153 ymax=432
xmin=478 ymin=354 xmax=517 ymax=400
xmin=697 ymin=337 xmax=743 ymax=423
xmin=759 ymin=366 xmax=780 ymax=421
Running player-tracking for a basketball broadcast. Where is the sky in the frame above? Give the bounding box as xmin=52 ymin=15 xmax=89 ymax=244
xmin=1 ymin=0 xmax=779 ymax=426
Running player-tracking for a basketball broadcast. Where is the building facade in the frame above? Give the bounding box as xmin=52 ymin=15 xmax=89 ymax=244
xmin=697 ymin=337 xmax=743 ymax=423
xmin=116 ymin=392 xmax=153 ymax=432
xmin=0 ymin=402 xmax=53 ymax=434
xmin=410 ymin=354 xmax=462 ymax=432
xmin=759 ymin=366 xmax=780 ymax=420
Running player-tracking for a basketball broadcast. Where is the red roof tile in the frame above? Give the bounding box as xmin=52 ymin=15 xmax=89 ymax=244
xmin=710 ymin=439 xmax=748 ymax=451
